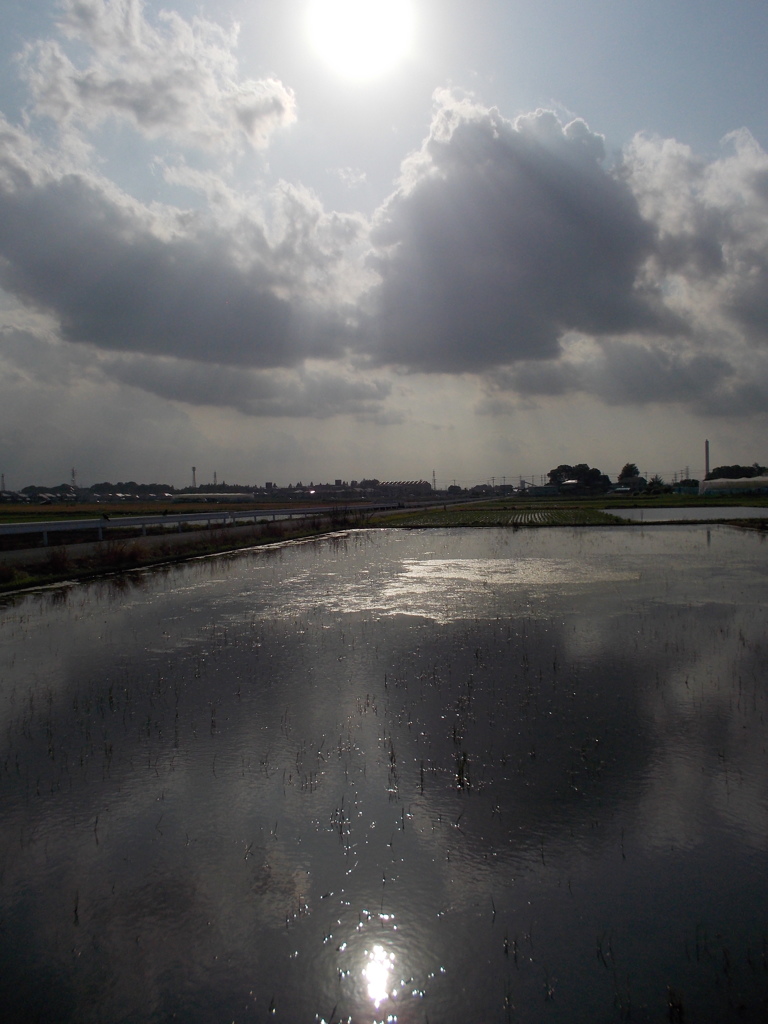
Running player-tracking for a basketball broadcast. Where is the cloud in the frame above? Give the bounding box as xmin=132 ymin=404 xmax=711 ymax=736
xmin=0 ymin=119 xmax=370 ymax=371
xmin=0 ymin=171 xmax=300 ymax=366
xmin=363 ymin=92 xmax=674 ymax=373
xmin=484 ymin=328 xmax=768 ymax=419
xmin=0 ymin=324 xmax=94 ymax=387
xmin=0 ymin=322 xmax=391 ymax=420
xmin=395 ymin=107 xmax=768 ymax=419
xmin=21 ymin=0 xmax=296 ymax=152
xmin=622 ymin=128 xmax=768 ymax=348
xmin=0 ymin=0 xmax=379 ymax=424
xmin=99 ymin=352 xmax=393 ymax=419
xmin=0 ymin=325 xmax=203 ymax=484
xmin=333 ymin=166 xmax=367 ymax=188
xmin=487 ymin=333 xmax=735 ymax=405
xmin=4 ymin=2 xmax=768 ymax=439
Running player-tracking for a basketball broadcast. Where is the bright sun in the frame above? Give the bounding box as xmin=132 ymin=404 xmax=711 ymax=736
xmin=306 ymin=0 xmax=414 ymax=80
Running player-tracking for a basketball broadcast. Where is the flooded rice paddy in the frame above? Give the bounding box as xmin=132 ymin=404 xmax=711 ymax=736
xmin=607 ymin=506 xmax=768 ymax=523
xmin=1 ymin=525 xmax=768 ymax=1023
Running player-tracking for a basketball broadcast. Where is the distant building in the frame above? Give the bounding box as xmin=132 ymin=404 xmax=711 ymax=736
xmin=558 ymin=479 xmax=582 ymax=494
xmin=613 ymin=476 xmax=646 ymax=493
xmin=379 ymin=480 xmax=433 ymax=497
xmin=173 ymin=492 xmax=257 ymax=503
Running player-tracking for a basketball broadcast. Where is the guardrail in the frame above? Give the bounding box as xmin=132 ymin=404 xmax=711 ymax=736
xmin=0 ymin=503 xmax=400 ymax=547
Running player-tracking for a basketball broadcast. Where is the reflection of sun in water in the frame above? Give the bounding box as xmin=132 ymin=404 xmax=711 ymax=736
xmin=307 ymin=0 xmax=414 ymax=80
xmin=363 ymin=944 xmax=395 ymax=1008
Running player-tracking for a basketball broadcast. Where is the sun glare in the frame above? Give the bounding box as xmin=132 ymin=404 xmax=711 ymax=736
xmin=307 ymin=0 xmax=414 ymax=80
xmin=363 ymin=944 xmax=395 ymax=1008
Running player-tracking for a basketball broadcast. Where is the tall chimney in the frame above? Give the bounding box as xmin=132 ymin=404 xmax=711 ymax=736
xmin=705 ymin=439 xmax=710 ymax=478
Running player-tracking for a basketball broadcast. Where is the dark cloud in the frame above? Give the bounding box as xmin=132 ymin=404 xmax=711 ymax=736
xmin=458 ymin=121 xmax=768 ymax=418
xmin=486 ymin=336 xmax=768 ymax=418
xmin=364 ymin=95 xmax=675 ymax=373
xmin=499 ymin=340 xmax=733 ymax=404
xmin=0 ymin=170 xmax=351 ymax=368
xmin=726 ymin=263 xmax=768 ymax=343
xmin=0 ymin=325 xmax=389 ymax=420
xmin=4 ymin=0 xmax=768 ymax=435
xmin=101 ymin=352 xmax=392 ymax=419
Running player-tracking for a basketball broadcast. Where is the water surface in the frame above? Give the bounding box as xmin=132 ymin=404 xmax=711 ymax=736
xmin=1 ymin=526 xmax=767 ymax=1023
xmin=606 ymin=504 xmax=768 ymax=521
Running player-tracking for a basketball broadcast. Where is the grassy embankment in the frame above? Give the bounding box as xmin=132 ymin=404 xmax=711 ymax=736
xmin=0 ymin=499 xmax=314 ymax=527
xmin=0 ymin=500 xmax=365 ymax=593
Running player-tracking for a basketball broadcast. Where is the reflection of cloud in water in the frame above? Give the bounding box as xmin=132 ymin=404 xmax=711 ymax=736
xmin=638 ymin=646 xmax=768 ymax=854
xmin=633 ymin=738 xmax=768 ymax=855
xmin=283 ymin=557 xmax=638 ymax=623
xmin=2 ymin=527 xmax=768 ymax=1024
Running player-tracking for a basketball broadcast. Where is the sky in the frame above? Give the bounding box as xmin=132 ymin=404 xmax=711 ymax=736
xmin=2 ymin=0 xmax=768 ymax=489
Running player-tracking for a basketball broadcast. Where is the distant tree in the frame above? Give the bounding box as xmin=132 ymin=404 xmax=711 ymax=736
xmin=646 ymin=474 xmax=671 ymax=494
xmin=547 ymin=464 xmax=574 ymax=484
xmin=198 ymin=482 xmax=246 ymax=493
xmin=575 ymin=465 xmax=608 ymax=487
xmin=619 ymin=463 xmax=640 ymax=480
xmin=705 ymin=464 xmax=767 ymax=481
xmin=547 ymin=463 xmax=611 ymax=491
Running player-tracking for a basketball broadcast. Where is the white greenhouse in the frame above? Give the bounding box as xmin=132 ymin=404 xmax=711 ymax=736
xmin=698 ymin=476 xmax=768 ymax=496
